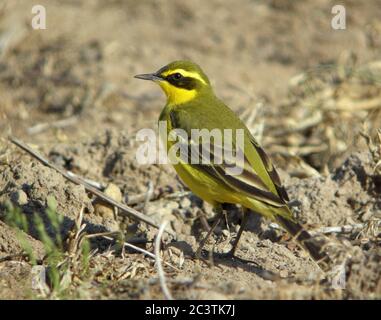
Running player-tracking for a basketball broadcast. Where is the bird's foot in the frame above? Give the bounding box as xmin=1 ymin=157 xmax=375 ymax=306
xmin=194 ymin=247 xmax=217 ymax=267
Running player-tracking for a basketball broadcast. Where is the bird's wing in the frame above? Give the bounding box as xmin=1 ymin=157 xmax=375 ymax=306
xmin=169 ymin=109 xmax=288 ymax=208
xmin=248 ymin=135 xmax=290 ymax=202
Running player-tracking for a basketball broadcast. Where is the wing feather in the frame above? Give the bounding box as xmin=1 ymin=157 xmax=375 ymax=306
xmin=168 ymin=109 xmax=289 ymax=207
xmin=176 ymin=132 xmax=285 ymax=207
xmin=249 ymin=136 xmax=290 ymax=202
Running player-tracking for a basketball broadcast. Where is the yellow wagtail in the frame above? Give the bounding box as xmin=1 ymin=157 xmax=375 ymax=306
xmin=135 ymin=61 xmax=329 ymax=267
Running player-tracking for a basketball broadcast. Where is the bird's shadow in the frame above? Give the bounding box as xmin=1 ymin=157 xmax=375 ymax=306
xmin=197 ymin=250 xmax=279 ymax=281
xmin=186 ymin=205 xmax=280 ymax=280
xmin=171 ymin=240 xmax=279 ymax=281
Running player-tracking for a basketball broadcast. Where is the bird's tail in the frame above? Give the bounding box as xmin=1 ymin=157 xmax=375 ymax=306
xmin=275 ymin=215 xmax=331 ymax=270
xmin=246 ymin=199 xmax=332 ymax=270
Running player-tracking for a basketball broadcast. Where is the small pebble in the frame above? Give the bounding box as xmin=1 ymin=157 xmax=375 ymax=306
xmin=102 ymin=218 xmax=120 ymax=232
xmin=222 ymin=229 xmax=230 ymax=237
xmin=299 ymin=249 xmax=309 ymax=258
xmin=179 ymin=197 xmax=191 ymax=209
xmin=94 ymin=203 xmax=115 ymax=219
xmin=361 ymin=209 xmax=373 ymax=222
xmin=168 ymin=245 xmax=183 ymax=256
xmin=10 ymin=190 xmax=28 ymax=206
xmin=104 ymin=183 xmax=122 ymax=202
xmin=164 ymin=201 xmax=180 ymax=211
xmin=279 ymin=270 xmax=289 ymax=278
xmin=94 ymin=183 xmax=122 ymax=219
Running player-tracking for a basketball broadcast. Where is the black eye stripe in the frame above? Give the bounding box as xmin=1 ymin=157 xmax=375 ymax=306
xmin=166 ymin=75 xmax=196 ymax=90
xmin=167 ymin=72 xmax=183 ymax=81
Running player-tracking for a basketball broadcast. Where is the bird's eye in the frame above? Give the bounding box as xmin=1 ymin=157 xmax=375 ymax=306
xmin=172 ymin=73 xmax=182 ymax=80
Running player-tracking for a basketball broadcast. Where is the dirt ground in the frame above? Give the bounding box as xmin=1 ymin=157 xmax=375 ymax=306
xmin=0 ymin=0 xmax=380 ymax=299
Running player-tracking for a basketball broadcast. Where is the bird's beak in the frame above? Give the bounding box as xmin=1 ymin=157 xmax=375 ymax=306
xmin=134 ymin=73 xmax=163 ymax=81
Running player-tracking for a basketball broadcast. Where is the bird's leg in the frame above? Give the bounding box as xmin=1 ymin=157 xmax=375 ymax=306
xmin=228 ymin=207 xmax=249 ymax=257
xmin=195 ymin=205 xmax=224 ymax=258
xmin=199 ymin=213 xmax=211 ymax=232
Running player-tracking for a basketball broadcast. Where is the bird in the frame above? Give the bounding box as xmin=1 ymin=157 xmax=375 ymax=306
xmin=135 ymin=60 xmax=330 ymax=269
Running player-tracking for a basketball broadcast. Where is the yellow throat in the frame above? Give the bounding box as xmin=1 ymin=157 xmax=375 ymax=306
xmin=159 ymin=69 xmax=208 ymax=105
xmin=157 ymin=81 xmax=196 ymax=105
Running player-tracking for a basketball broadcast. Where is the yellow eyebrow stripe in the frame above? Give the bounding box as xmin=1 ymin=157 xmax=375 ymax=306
xmin=161 ymin=69 xmax=207 ymax=85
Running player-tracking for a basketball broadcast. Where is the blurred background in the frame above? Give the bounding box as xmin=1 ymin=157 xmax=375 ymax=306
xmin=1 ymin=0 xmax=381 ymax=174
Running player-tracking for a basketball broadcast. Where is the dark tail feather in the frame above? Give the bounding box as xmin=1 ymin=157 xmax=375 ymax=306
xmin=276 ymin=215 xmax=330 ymax=269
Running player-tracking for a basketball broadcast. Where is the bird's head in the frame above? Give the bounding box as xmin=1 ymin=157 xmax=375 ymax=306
xmin=135 ymin=60 xmax=212 ymax=105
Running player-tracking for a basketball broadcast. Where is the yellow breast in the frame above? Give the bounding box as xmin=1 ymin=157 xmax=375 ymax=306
xmin=161 ymin=117 xmax=241 ymax=206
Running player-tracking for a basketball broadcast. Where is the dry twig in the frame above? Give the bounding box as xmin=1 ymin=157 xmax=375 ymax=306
xmin=270 ymin=222 xmax=366 ymax=236
xmin=309 ymin=224 xmax=365 ymax=236
xmin=9 ymin=136 xmax=175 ymax=236
xmin=27 ymin=116 xmax=78 ymax=135
xmin=155 ymin=220 xmax=174 ymax=300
